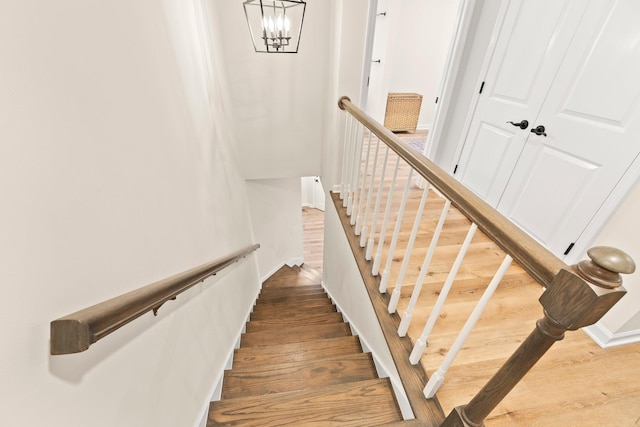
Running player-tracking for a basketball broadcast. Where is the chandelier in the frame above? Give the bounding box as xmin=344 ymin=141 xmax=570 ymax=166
xmin=243 ymin=0 xmax=306 ymax=53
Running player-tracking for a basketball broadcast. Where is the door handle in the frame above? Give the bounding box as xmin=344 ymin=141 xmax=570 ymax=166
xmin=506 ymin=120 xmax=529 ymax=129
xmin=531 ymin=125 xmax=547 ymax=137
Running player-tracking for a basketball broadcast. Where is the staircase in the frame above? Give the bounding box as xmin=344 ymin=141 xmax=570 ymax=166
xmin=207 ymin=265 xmax=405 ymax=426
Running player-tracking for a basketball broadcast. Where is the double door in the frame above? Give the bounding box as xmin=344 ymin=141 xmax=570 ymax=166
xmin=456 ymin=0 xmax=640 ymax=258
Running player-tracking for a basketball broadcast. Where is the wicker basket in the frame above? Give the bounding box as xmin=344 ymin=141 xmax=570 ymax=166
xmin=384 ymin=93 xmax=423 ymax=133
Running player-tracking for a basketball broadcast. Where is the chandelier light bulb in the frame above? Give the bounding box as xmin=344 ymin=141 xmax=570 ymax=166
xmin=276 ymin=14 xmax=283 ymax=32
xmin=268 ymin=16 xmax=275 ymax=33
xmin=284 ymin=15 xmax=291 ymax=33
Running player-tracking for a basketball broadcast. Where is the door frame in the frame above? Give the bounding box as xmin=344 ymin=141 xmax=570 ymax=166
xmin=360 ymin=0 xmax=379 ymax=108
xmin=444 ymin=0 xmax=511 ymax=173
xmin=362 ymin=0 xmax=472 ymax=142
xmin=444 ymin=0 xmax=640 ymax=263
xmin=425 ymin=0 xmax=480 ymax=162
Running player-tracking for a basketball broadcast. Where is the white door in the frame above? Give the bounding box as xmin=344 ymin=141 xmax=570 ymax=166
xmin=456 ymin=0 xmax=590 ymax=206
xmin=313 ymin=177 xmax=326 ymax=211
xmin=365 ymin=0 xmax=395 ymax=123
xmin=497 ymin=0 xmax=640 ymax=256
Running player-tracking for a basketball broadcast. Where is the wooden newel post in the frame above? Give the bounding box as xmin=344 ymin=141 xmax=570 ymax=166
xmin=440 ymin=246 xmax=635 ymax=427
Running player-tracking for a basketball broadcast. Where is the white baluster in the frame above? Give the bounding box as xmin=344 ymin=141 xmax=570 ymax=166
xmin=388 ymin=186 xmax=430 ymax=313
xmin=408 ymin=223 xmax=478 ymax=351
xmin=347 ymin=121 xmax=362 ymax=215
xmin=339 ymin=114 xmax=351 ymax=199
xmin=349 ymin=124 xmax=364 ymax=223
xmin=422 ymin=255 xmax=513 ymax=398
xmin=355 ymin=132 xmax=374 ymax=236
xmin=343 ymin=115 xmax=355 ymax=208
xmin=360 ymin=137 xmax=381 ymax=248
xmin=380 ymin=169 xmax=413 ymax=293
xmin=366 ymin=146 xmax=390 ymax=261
xmin=373 ymin=156 xmax=401 ymax=276
xmin=397 ymin=199 xmax=452 ymax=336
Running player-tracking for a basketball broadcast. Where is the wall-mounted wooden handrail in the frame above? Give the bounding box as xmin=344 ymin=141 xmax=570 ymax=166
xmin=338 ymin=96 xmax=564 ymax=288
xmin=50 ymin=243 xmax=260 ymax=355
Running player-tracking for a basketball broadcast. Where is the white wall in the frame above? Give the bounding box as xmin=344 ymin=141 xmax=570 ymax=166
xmin=0 ymin=1 xmax=260 ymax=426
xmin=209 ymin=0 xmax=332 ymax=181
xmin=387 ymin=0 xmax=460 ymax=128
xmin=430 ymin=0 xmax=503 ymax=171
xmin=322 ymin=0 xmax=370 ymax=192
xmin=589 ymin=180 xmax=640 ymax=335
xmin=322 ymin=198 xmax=404 ymax=395
xmin=247 ymin=178 xmax=304 ymax=279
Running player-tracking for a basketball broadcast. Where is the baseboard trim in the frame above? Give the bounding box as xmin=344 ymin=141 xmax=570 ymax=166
xmin=286 ymin=258 xmax=304 ymax=267
xmin=195 ymin=290 xmax=258 ymax=427
xmin=261 ymin=262 xmax=285 ymax=283
xmin=416 ymin=124 xmax=432 ymax=131
xmin=322 ymin=281 xmax=415 ymax=421
xmin=583 ymin=323 xmax=640 ymax=348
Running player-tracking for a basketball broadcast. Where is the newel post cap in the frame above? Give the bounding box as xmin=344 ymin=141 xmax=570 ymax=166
xmin=540 ymin=246 xmax=634 ymax=330
xmin=576 ymin=246 xmax=636 ymax=289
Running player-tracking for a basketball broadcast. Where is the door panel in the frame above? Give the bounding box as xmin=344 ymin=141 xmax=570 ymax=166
xmin=456 ymin=0 xmax=589 ymax=206
xmin=491 ymin=0 xmax=574 ymax=105
xmin=497 ymin=0 xmax=640 ymax=256
xmin=502 ymin=143 xmax=600 ymax=245
xmin=559 ymin=0 xmax=640 ymax=126
xmin=458 ymin=122 xmax=519 ymax=204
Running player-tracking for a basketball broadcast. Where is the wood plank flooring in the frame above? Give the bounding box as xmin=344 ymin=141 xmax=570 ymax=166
xmin=308 ymin=130 xmax=640 ymax=426
xmin=302 ymin=206 xmax=324 ymax=273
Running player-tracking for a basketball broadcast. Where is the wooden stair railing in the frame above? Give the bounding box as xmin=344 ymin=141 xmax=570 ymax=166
xmin=336 ymin=96 xmax=636 ymax=426
xmin=50 ymin=243 xmax=259 ymax=355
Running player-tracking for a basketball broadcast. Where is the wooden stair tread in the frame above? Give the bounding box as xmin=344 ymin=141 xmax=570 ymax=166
xmin=261 ymin=267 xmax=298 ymax=286
xmin=246 ymin=312 xmax=345 ymax=332
xmin=222 ymin=353 xmax=378 ymax=399
xmin=250 ymin=303 xmax=337 ymax=320
xmin=296 ymin=264 xmax=323 ymax=283
xmin=240 ymin=322 xmax=352 ymax=347
xmin=262 ymin=267 xmax=321 ymax=288
xmin=253 ymin=297 xmax=334 ymax=312
xmin=256 ymin=292 xmax=330 ymax=305
xmin=232 ymin=336 xmax=363 ymax=368
xmin=258 ymin=284 xmax=324 ymax=297
xmin=300 ymin=263 xmax=322 ymax=277
xmin=208 ymin=378 xmax=402 ymax=427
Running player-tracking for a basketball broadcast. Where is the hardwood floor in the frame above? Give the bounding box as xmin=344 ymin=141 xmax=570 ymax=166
xmin=304 ymin=130 xmax=640 ymax=426
xmin=302 ymin=206 xmax=324 ymax=273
